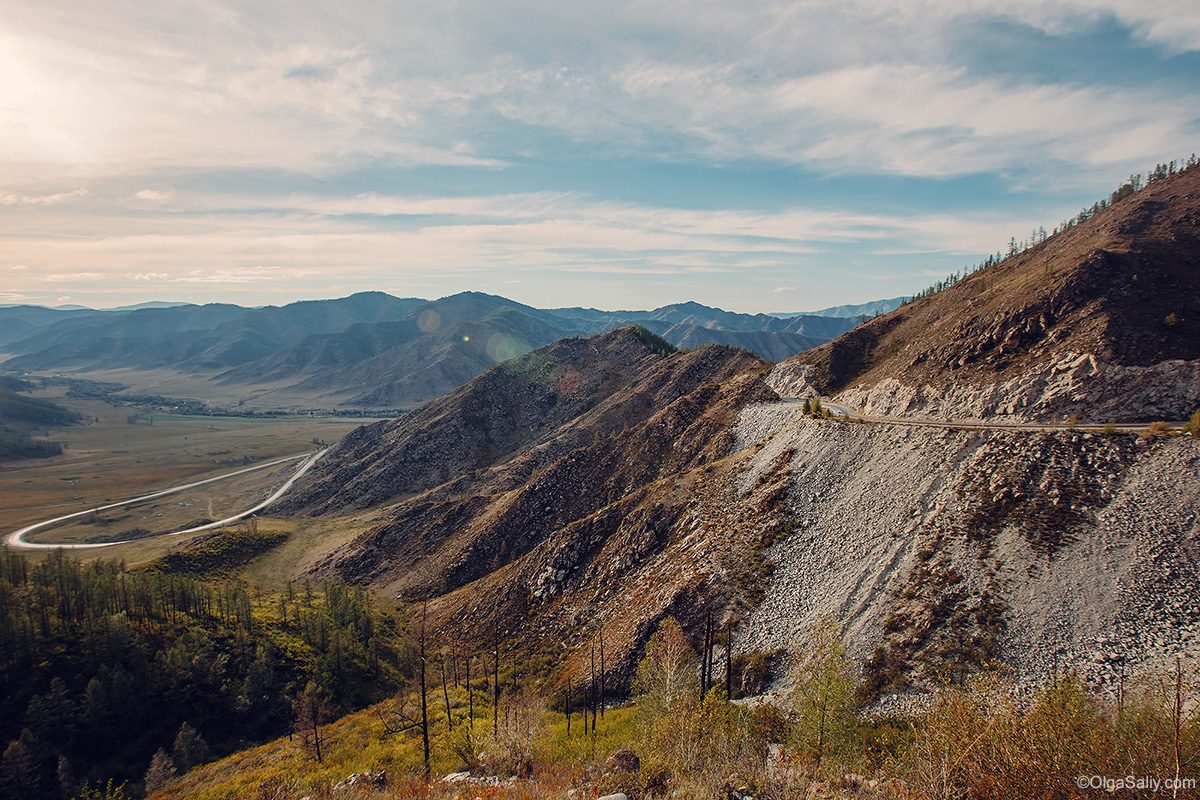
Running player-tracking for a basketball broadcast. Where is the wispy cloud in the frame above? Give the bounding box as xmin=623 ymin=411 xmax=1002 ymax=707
xmin=1 ymin=187 xmax=87 ymax=206
xmin=1 ymin=1 xmax=1196 ymax=310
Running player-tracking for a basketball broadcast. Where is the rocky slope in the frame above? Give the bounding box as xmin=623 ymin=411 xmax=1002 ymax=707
xmin=732 ymin=407 xmax=1200 ymax=696
xmin=730 ymin=167 xmax=1200 ymax=697
xmin=771 ymin=165 xmax=1200 ymax=422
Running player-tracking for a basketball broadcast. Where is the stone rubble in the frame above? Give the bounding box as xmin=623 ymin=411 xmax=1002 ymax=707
xmin=732 ymin=398 xmax=1200 ymax=693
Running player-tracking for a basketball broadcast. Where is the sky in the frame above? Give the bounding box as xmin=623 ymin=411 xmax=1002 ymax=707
xmin=2 ymin=1 xmax=1198 ymax=313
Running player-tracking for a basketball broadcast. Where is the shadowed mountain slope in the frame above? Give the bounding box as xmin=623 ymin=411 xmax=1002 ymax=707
xmin=282 ymin=328 xmax=781 ymax=677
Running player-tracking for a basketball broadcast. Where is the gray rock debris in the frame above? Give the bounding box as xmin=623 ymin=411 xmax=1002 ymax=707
xmin=733 ymin=400 xmax=1200 ymax=694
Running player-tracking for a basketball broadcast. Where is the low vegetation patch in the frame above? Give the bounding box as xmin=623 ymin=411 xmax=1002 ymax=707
xmin=143 ymin=615 xmax=1200 ymax=800
xmin=146 ymin=526 xmax=290 ymax=576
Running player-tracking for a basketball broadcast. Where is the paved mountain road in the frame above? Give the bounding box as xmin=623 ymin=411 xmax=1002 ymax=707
xmin=5 ymin=448 xmax=327 ymax=551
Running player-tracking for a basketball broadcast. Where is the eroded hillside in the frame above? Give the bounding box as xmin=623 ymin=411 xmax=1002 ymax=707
xmin=733 ymin=406 xmax=1200 ymax=696
xmin=273 ymin=168 xmax=1200 ymax=701
xmin=285 ymin=328 xmax=785 ymax=680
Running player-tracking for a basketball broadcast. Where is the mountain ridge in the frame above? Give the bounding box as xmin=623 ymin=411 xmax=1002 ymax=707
xmin=770 ymin=165 xmax=1200 ymax=422
xmin=2 ymin=292 xmax=868 ymax=408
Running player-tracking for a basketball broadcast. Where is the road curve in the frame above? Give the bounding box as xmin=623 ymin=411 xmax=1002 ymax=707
xmin=780 ymin=397 xmax=1178 ymax=434
xmin=5 ymin=448 xmax=327 ymax=551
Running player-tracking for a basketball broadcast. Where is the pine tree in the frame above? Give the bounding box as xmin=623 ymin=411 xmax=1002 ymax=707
xmin=791 ymin=620 xmax=859 ymax=771
xmin=0 ymin=737 xmax=38 ymax=799
xmin=171 ymin=722 xmax=209 ymax=772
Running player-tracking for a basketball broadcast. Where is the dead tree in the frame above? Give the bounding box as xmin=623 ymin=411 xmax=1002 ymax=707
xmin=419 ymin=601 xmax=430 ymax=776
xmin=441 ymin=652 xmax=453 ymax=731
xmin=1174 ymin=656 xmax=1184 ymax=800
xmin=725 ymin=622 xmax=733 ymax=698
xmin=566 ymin=673 xmax=573 ymax=737
xmin=292 ymin=682 xmax=334 ymax=763
xmin=599 ymin=629 xmax=606 ymax=719
xmin=493 ymin=641 xmax=500 ymax=739
xmin=590 ymin=642 xmax=598 ymax=731
xmin=466 ymin=653 xmax=474 ymax=729
xmin=700 ymin=611 xmax=714 ymax=700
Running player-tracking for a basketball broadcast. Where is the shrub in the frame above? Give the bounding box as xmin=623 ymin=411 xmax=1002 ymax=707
xmin=1185 ymin=410 xmax=1200 ymax=436
xmin=1141 ymin=421 xmax=1174 ymax=439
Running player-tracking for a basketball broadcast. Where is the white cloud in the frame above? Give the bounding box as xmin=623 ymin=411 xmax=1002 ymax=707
xmin=0 ymin=187 xmax=87 ymax=206
xmin=0 ymin=188 xmax=1065 ymax=296
xmin=134 ymin=189 xmax=171 ymax=202
xmin=42 ymin=272 xmax=101 ymax=282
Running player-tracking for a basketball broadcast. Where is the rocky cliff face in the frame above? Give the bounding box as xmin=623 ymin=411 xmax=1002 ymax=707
xmin=741 ymin=169 xmax=1200 ymax=696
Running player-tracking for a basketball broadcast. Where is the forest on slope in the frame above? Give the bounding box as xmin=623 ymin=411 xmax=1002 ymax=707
xmin=0 ymin=546 xmax=410 ymax=799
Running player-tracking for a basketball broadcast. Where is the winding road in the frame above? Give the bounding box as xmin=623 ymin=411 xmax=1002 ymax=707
xmin=781 ymin=397 xmax=1176 ymax=434
xmin=5 ymin=448 xmax=327 ymax=551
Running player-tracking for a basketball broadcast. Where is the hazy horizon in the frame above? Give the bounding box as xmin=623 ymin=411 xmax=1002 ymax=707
xmin=1 ymin=290 xmax=908 ymax=315
xmin=3 ymin=1 xmax=1198 ymax=313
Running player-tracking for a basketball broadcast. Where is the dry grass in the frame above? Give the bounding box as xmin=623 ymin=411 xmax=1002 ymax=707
xmin=0 ymin=392 xmax=371 ymax=564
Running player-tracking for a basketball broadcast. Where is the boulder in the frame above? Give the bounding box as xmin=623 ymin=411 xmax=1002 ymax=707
xmin=605 ymin=748 xmax=641 ymax=773
xmin=333 ymin=771 xmax=386 ymax=791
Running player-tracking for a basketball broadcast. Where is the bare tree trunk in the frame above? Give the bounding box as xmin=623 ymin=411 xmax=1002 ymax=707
xmin=1174 ymin=655 xmax=1183 ymax=799
xmin=419 ymin=600 xmax=430 ymax=778
xmin=589 ymin=644 xmax=596 ymax=759
xmin=441 ymin=653 xmax=453 ymax=731
xmin=599 ymin=628 xmax=606 ymax=719
xmin=700 ymin=614 xmax=710 ymax=695
xmin=701 ymin=610 xmax=713 ymax=699
xmin=590 ymin=642 xmax=598 ymax=732
xmin=312 ymin=714 xmax=321 ymax=767
xmin=493 ymin=642 xmax=500 ymax=739
xmin=467 ymin=653 xmax=474 ymax=730
xmin=725 ymin=622 xmax=733 ymax=698
xmin=566 ymin=673 xmax=572 ymax=737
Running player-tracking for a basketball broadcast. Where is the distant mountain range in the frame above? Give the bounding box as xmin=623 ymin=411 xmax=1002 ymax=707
xmin=0 ymin=292 xmax=878 ymax=408
xmin=771 ymin=296 xmax=907 ymax=318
